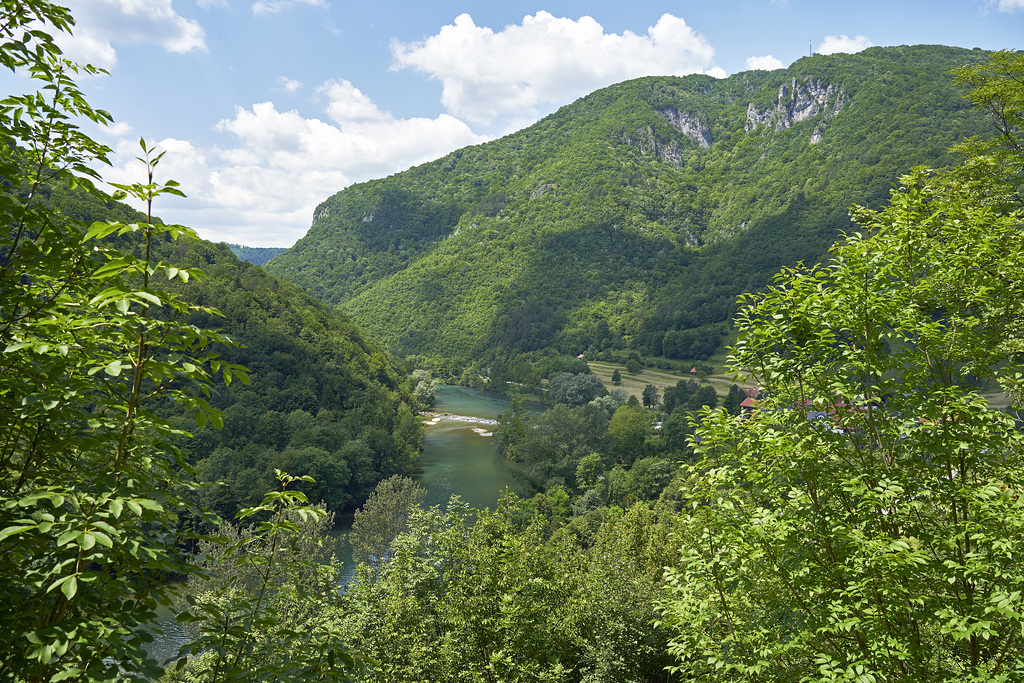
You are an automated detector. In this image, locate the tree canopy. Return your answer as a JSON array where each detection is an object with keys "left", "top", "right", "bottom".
[
  {"left": 658, "top": 51, "right": 1024, "bottom": 682},
  {"left": 0, "top": 4, "right": 381, "bottom": 680}
]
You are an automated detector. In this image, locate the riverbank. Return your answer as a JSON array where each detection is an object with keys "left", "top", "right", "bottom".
[
  {"left": 421, "top": 411, "right": 497, "bottom": 428},
  {"left": 421, "top": 411, "right": 498, "bottom": 436}
]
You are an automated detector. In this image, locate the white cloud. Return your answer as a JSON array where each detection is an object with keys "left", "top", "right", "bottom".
[
  {"left": 816, "top": 34, "right": 874, "bottom": 56},
  {"left": 103, "top": 82, "right": 487, "bottom": 247},
  {"left": 390, "top": 12, "right": 719, "bottom": 126},
  {"left": 278, "top": 77, "right": 303, "bottom": 93},
  {"left": 745, "top": 55, "right": 785, "bottom": 71},
  {"left": 58, "top": 0, "right": 206, "bottom": 69},
  {"left": 99, "top": 120, "right": 134, "bottom": 138},
  {"left": 196, "top": 0, "right": 227, "bottom": 8},
  {"left": 994, "top": 0, "right": 1024, "bottom": 10},
  {"left": 252, "top": 0, "right": 327, "bottom": 16}
]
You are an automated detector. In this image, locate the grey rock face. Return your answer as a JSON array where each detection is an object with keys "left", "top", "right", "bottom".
[
  {"left": 745, "top": 78, "right": 847, "bottom": 140},
  {"left": 658, "top": 108, "right": 713, "bottom": 148}
]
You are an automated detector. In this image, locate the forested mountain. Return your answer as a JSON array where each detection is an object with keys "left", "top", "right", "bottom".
[
  {"left": 224, "top": 243, "right": 287, "bottom": 266},
  {"left": 267, "top": 45, "right": 995, "bottom": 372},
  {"left": 27, "top": 183, "right": 422, "bottom": 519}
]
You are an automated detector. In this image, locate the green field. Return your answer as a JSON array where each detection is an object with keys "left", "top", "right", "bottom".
[{"left": 588, "top": 360, "right": 751, "bottom": 403}]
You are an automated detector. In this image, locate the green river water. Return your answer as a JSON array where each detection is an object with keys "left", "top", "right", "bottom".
[{"left": 418, "top": 384, "right": 525, "bottom": 509}]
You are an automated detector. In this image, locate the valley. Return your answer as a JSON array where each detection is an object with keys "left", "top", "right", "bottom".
[{"left": 3, "top": 5, "right": 1024, "bottom": 678}]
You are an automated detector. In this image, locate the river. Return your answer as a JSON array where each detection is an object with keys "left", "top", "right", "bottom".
[
  {"left": 147, "top": 384, "right": 533, "bottom": 663},
  {"left": 418, "top": 384, "right": 527, "bottom": 509}
]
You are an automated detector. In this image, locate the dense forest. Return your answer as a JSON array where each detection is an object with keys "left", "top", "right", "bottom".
[
  {"left": 228, "top": 50, "right": 1024, "bottom": 682},
  {"left": 223, "top": 243, "right": 286, "bottom": 267},
  {"left": 268, "top": 45, "right": 996, "bottom": 377},
  {"left": 24, "top": 182, "right": 423, "bottom": 522}
]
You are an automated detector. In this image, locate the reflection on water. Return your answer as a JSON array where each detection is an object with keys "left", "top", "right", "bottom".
[
  {"left": 419, "top": 419, "right": 518, "bottom": 510},
  {"left": 431, "top": 384, "right": 516, "bottom": 420},
  {"left": 421, "top": 384, "right": 543, "bottom": 509},
  {"left": 148, "top": 385, "right": 532, "bottom": 664}
]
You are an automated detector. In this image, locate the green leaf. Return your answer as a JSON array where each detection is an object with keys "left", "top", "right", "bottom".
[
  {"left": 135, "top": 290, "right": 162, "bottom": 306},
  {"left": 83, "top": 220, "right": 122, "bottom": 242},
  {"left": 0, "top": 524, "right": 37, "bottom": 542},
  {"left": 91, "top": 530, "right": 113, "bottom": 548},
  {"left": 60, "top": 575, "right": 77, "bottom": 600},
  {"left": 49, "top": 668, "right": 84, "bottom": 682}
]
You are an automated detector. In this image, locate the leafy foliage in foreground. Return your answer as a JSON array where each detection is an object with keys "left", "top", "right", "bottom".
[
  {"left": 339, "top": 494, "right": 680, "bottom": 682},
  {"left": 658, "top": 53, "right": 1024, "bottom": 682},
  {"left": 0, "top": 4, "right": 403, "bottom": 680},
  {"left": 167, "top": 472, "right": 363, "bottom": 683},
  {"left": 0, "top": 5, "right": 234, "bottom": 676},
  {"left": 268, "top": 45, "right": 994, "bottom": 368}
]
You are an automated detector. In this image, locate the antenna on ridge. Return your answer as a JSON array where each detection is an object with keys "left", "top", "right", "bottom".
[{"left": 809, "top": 40, "right": 812, "bottom": 57}]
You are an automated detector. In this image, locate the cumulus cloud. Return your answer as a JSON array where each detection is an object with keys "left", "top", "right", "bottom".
[
  {"left": 390, "top": 12, "right": 719, "bottom": 126},
  {"left": 104, "top": 81, "right": 487, "bottom": 247},
  {"left": 252, "top": 0, "right": 327, "bottom": 16},
  {"left": 816, "top": 34, "right": 874, "bottom": 56},
  {"left": 745, "top": 55, "right": 785, "bottom": 71},
  {"left": 98, "top": 120, "right": 134, "bottom": 138},
  {"left": 993, "top": 0, "right": 1024, "bottom": 10},
  {"left": 278, "top": 77, "right": 303, "bottom": 93},
  {"left": 57, "top": 0, "right": 205, "bottom": 70}
]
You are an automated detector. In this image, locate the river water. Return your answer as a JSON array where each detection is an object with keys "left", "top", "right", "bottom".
[
  {"left": 148, "top": 385, "right": 530, "bottom": 663},
  {"left": 418, "top": 384, "right": 525, "bottom": 509}
]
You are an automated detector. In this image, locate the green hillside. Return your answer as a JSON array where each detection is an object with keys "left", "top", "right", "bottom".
[
  {"left": 267, "top": 45, "right": 994, "bottom": 371},
  {"left": 26, "top": 182, "right": 423, "bottom": 519},
  {"left": 224, "top": 243, "right": 288, "bottom": 266}
]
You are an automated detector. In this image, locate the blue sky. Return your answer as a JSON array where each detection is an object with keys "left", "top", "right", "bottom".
[{"left": 31, "top": 0, "right": 1024, "bottom": 246}]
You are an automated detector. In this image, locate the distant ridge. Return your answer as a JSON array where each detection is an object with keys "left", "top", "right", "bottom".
[{"left": 225, "top": 243, "right": 287, "bottom": 266}]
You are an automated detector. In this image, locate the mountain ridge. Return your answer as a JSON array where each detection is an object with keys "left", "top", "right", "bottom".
[{"left": 267, "top": 45, "right": 995, "bottom": 372}]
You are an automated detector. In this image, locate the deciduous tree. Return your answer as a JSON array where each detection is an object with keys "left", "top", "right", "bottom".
[
  {"left": 659, "top": 159, "right": 1024, "bottom": 681},
  {"left": 349, "top": 475, "right": 426, "bottom": 567}
]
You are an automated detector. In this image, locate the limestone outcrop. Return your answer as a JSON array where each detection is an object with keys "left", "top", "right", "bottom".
[
  {"left": 745, "top": 78, "right": 847, "bottom": 140},
  {"left": 658, "top": 108, "right": 713, "bottom": 148}
]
